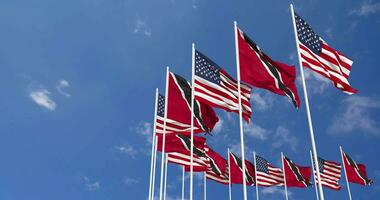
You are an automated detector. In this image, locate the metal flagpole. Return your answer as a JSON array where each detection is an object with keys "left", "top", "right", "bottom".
[
  {"left": 190, "top": 43, "right": 196, "bottom": 200},
  {"left": 164, "top": 154, "right": 168, "bottom": 200},
  {"left": 281, "top": 152, "right": 289, "bottom": 200},
  {"left": 159, "top": 67, "right": 170, "bottom": 200},
  {"left": 233, "top": 20, "right": 248, "bottom": 200},
  {"left": 152, "top": 135, "right": 159, "bottom": 200},
  {"left": 253, "top": 152, "right": 259, "bottom": 200},
  {"left": 228, "top": 148, "right": 232, "bottom": 200},
  {"left": 204, "top": 172, "right": 207, "bottom": 200},
  {"left": 148, "top": 89, "right": 159, "bottom": 200},
  {"left": 182, "top": 166, "right": 185, "bottom": 200},
  {"left": 340, "top": 146, "right": 353, "bottom": 200},
  {"left": 310, "top": 151, "right": 320, "bottom": 200},
  {"left": 289, "top": 4, "right": 325, "bottom": 200}
]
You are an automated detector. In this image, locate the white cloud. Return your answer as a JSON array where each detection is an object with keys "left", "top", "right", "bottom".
[
  {"left": 136, "top": 122, "right": 153, "bottom": 143},
  {"left": 115, "top": 144, "right": 137, "bottom": 158},
  {"left": 56, "top": 79, "right": 71, "bottom": 97},
  {"left": 301, "top": 68, "right": 330, "bottom": 94},
  {"left": 251, "top": 92, "right": 275, "bottom": 110},
  {"left": 272, "top": 126, "right": 298, "bottom": 152},
  {"left": 244, "top": 123, "right": 270, "bottom": 140},
  {"left": 261, "top": 186, "right": 292, "bottom": 197},
  {"left": 328, "top": 96, "right": 380, "bottom": 135},
  {"left": 29, "top": 89, "right": 57, "bottom": 111},
  {"left": 213, "top": 119, "right": 224, "bottom": 134},
  {"left": 349, "top": 1, "right": 380, "bottom": 16},
  {"left": 123, "top": 176, "right": 139, "bottom": 185},
  {"left": 324, "top": 28, "right": 333, "bottom": 40},
  {"left": 132, "top": 19, "right": 152, "bottom": 37},
  {"left": 83, "top": 176, "right": 100, "bottom": 191}
]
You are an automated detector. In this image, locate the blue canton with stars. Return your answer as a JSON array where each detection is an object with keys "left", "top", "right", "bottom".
[
  {"left": 157, "top": 94, "right": 165, "bottom": 117},
  {"left": 195, "top": 50, "right": 222, "bottom": 85},
  {"left": 295, "top": 12, "right": 322, "bottom": 55},
  {"left": 317, "top": 157, "right": 325, "bottom": 172},
  {"left": 256, "top": 156, "right": 269, "bottom": 173}
]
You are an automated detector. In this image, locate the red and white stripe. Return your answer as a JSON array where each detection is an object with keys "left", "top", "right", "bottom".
[
  {"left": 206, "top": 170, "right": 229, "bottom": 184},
  {"left": 298, "top": 40, "right": 357, "bottom": 94},
  {"left": 315, "top": 160, "right": 342, "bottom": 190},
  {"left": 195, "top": 70, "right": 252, "bottom": 122},
  {"left": 256, "top": 165, "right": 284, "bottom": 187},
  {"left": 167, "top": 152, "right": 209, "bottom": 171},
  {"left": 155, "top": 116, "right": 201, "bottom": 135}
]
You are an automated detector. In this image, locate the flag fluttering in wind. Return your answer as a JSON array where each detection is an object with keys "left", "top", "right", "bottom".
[
  {"left": 283, "top": 156, "right": 312, "bottom": 188},
  {"left": 293, "top": 12, "right": 357, "bottom": 94},
  {"left": 313, "top": 157, "right": 342, "bottom": 190},
  {"left": 255, "top": 155, "right": 284, "bottom": 186},
  {"left": 236, "top": 27, "right": 300, "bottom": 108},
  {"left": 204, "top": 147, "right": 229, "bottom": 184},
  {"left": 194, "top": 49, "right": 252, "bottom": 122},
  {"left": 156, "top": 72, "right": 219, "bottom": 135},
  {"left": 342, "top": 151, "right": 373, "bottom": 186},
  {"left": 229, "top": 152, "right": 255, "bottom": 186}
]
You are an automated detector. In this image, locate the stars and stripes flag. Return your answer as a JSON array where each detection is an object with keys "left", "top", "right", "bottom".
[
  {"left": 313, "top": 157, "right": 342, "bottom": 190},
  {"left": 255, "top": 155, "right": 284, "bottom": 186},
  {"left": 283, "top": 156, "right": 312, "bottom": 188},
  {"left": 194, "top": 50, "right": 252, "bottom": 122},
  {"left": 293, "top": 12, "right": 358, "bottom": 94},
  {"left": 237, "top": 27, "right": 301, "bottom": 108},
  {"left": 342, "top": 150, "right": 373, "bottom": 186},
  {"left": 155, "top": 72, "right": 219, "bottom": 135}
]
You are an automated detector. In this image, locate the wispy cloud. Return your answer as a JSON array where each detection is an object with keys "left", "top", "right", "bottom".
[
  {"left": 132, "top": 19, "right": 152, "bottom": 37},
  {"left": 261, "top": 186, "right": 292, "bottom": 197},
  {"left": 251, "top": 92, "right": 275, "bottom": 110},
  {"left": 324, "top": 28, "right": 333, "bottom": 40},
  {"left": 328, "top": 96, "right": 380, "bottom": 135},
  {"left": 272, "top": 126, "right": 298, "bottom": 152},
  {"left": 123, "top": 176, "right": 140, "bottom": 185},
  {"left": 213, "top": 118, "right": 224, "bottom": 134},
  {"left": 29, "top": 89, "right": 57, "bottom": 111},
  {"left": 136, "top": 121, "right": 153, "bottom": 143},
  {"left": 244, "top": 123, "right": 270, "bottom": 140},
  {"left": 349, "top": 1, "right": 380, "bottom": 16},
  {"left": 115, "top": 144, "right": 137, "bottom": 158},
  {"left": 301, "top": 68, "right": 330, "bottom": 94},
  {"left": 56, "top": 79, "right": 71, "bottom": 97},
  {"left": 83, "top": 176, "right": 100, "bottom": 191}
]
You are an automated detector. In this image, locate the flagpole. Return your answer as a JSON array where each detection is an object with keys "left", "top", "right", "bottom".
[
  {"left": 234, "top": 20, "right": 248, "bottom": 200},
  {"left": 152, "top": 135, "right": 159, "bottom": 200},
  {"left": 164, "top": 154, "right": 168, "bottom": 200},
  {"left": 182, "top": 166, "right": 185, "bottom": 200},
  {"left": 290, "top": 4, "right": 325, "bottom": 200},
  {"left": 204, "top": 172, "right": 207, "bottom": 200},
  {"left": 190, "top": 43, "right": 196, "bottom": 200},
  {"left": 253, "top": 151, "right": 259, "bottom": 200},
  {"left": 159, "top": 67, "right": 170, "bottom": 200},
  {"left": 228, "top": 148, "right": 232, "bottom": 200},
  {"left": 310, "top": 150, "right": 320, "bottom": 200},
  {"left": 281, "top": 152, "right": 289, "bottom": 200},
  {"left": 340, "top": 146, "right": 353, "bottom": 200},
  {"left": 148, "top": 89, "right": 159, "bottom": 200}
]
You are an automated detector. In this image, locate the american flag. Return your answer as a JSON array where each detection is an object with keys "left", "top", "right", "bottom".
[
  {"left": 155, "top": 93, "right": 200, "bottom": 134},
  {"left": 255, "top": 155, "right": 284, "bottom": 186},
  {"left": 194, "top": 50, "right": 252, "bottom": 122},
  {"left": 294, "top": 12, "right": 357, "bottom": 94},
  {"left": 313, "top": 157, "right": 342, "bottom": 190}
]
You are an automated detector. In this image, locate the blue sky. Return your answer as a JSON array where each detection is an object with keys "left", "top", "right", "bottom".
[{"left": 0, "top": 0, "right": 379, "bottom": 199}]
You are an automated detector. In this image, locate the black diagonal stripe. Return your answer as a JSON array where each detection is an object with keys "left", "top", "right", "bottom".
[
  {"left": 208, "top": 156, "right": 222, "bottom": 176},
  {"left": 231, "top": 153, "right": 255, "bottom": 184},
  {"left": 241, "top": 32, "right": 298, "bottom": 108},
  {"left": 176, "top": 134, "right": 206, "bottom": 158},
  {"left": 285, "top": 157, "right": 311, "bottom": 187},
  {"left": 344, "top": 152, "right": 373, "bottom": 185},
  {"left": 171, "top": 73, "right": 210, "bottom": 133}
]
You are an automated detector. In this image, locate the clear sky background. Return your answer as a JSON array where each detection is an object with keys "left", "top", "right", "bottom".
[{"left": 0, "top": 0, "right": 379, "bottom": 199}]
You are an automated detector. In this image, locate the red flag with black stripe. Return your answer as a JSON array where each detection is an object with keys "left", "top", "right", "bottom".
[
  {"left": 283, "top": 156, "right": 312, "bottom": 188},
  {"left": 342, "top": 150, "right": 373, "bottom": 186}
]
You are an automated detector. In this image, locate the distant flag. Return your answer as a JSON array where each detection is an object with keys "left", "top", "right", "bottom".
[
  {"left": 342, "top": 151, "right": 373, "bottom": 186},
  {"left": 156, "top": 72, "right": 219, "bottom": 135},
  {"left": 313, "top": 156, "right": 342, "bottom": 190},
  {"left": 229, "top": 152, "right": 255, "bottom": 186},
  {"left": 293, "top": 12, "right": 357, "bottom": 94},
  {"left": 236, "top": 27, "right": 301, "bottom": 108},
  {"left": 204, "top": 147, "right": 229, "bottom": 184},
  {"left": 283, "top": 156, "right": 312, "bottom": 188},
  {"left": 255, "top": 155, "right": 284, "bottom": 186},
  {"left": 194, "top": 50, "right": 252, "bottom": 122}
]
